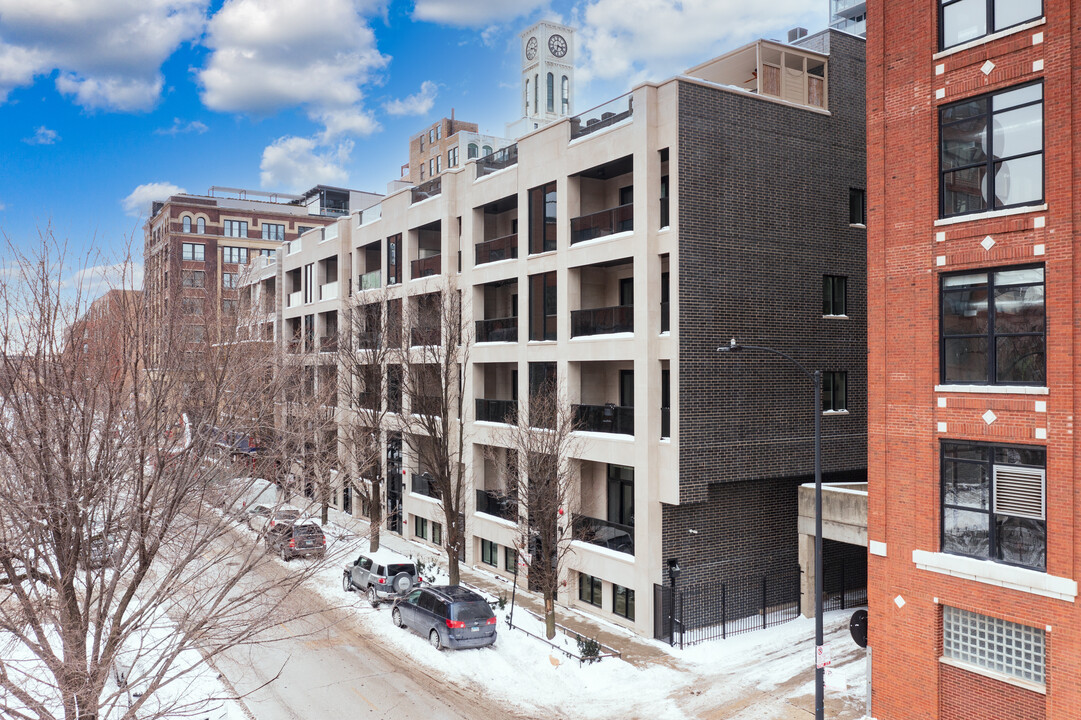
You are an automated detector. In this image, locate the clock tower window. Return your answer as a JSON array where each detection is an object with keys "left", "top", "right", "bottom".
[{"left": 546, "top": 72, "right": 554, "bottom": 113}]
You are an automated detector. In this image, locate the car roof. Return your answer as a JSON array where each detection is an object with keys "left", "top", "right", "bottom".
[
  {"left": 425, "top": 585, "right": 485, "bottom": 603},
  {"left": 360, "top": 548, "right": 418, "bottom": 568}
]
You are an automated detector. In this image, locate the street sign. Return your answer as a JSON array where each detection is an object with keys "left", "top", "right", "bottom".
[{"left": 816, "top": 644, "right": 831, "bottom": 669}]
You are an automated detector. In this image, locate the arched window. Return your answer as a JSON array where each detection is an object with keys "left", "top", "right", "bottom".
[
  {"left": 196, "top": 217, "right": 205, "bottom": 233},
  {"left": 562, "top": 76, "right": 569, "bottom": 115},
  {"left": 482, "top": 145, "right": 493, "bottom": 157},
  {"left": 534, "top": 74, "right": 539, "bottom": 115},
  {"left": 182, "top": 216, "right": 192, "bottom": 233},
  {"left": 546, "top": 72, "right": 554, "bottom": 112},
  {"left": 468, "top": 143, "right": 479, "bottom": 159},
  {"left": 525, "top": 79, "right": 530, "bottom": 114}
]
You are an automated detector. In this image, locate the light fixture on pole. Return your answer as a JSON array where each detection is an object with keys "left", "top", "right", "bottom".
[{"left": 717, "top": 339, "right": 824, "bottom": 720}]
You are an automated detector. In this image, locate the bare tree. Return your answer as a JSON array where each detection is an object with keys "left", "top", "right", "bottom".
[
  {"left": 489, "top": 377, "right": 582, "bottom": 639},
  {"left": 399, "top": 286, "right": 470, "bottom": 585},
  {"left": 0, "top": 237, "right": 332, "bottom": 720}
]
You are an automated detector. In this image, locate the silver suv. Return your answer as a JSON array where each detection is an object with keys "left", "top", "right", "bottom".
[{"left": 343, "top": 553, "right": 422, "bottom": 607}]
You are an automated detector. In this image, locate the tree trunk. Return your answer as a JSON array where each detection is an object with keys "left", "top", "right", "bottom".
[
  {"left": 370, "top": 477, "right": 382, "bottom": 551},
  {"left": 544, "top": 592, "right": 556, "bottom": 640},
  {"left": 321, "top": 500, "right": 329, "bottom": 526}
]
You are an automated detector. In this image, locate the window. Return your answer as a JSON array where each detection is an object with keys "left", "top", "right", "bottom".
[
  {"left": 941, "top": 441, "right": 1046, "bottom": 570},
  {"left": 534, "top": 73, "right": 539, "bottom": 114},
  {"left": 525, "top": 79, "right": 530, "bottom": 114},
  {"left": 940, "top": 83, "right": 1043, "bottom": 217},
  {"left": 436, "top": 124, "right": 441, "bottom": 140},
  {"left": 529, "top": 272, "right": 557, "bottom": 341},
  {"left": 504, "top": 547, "right": 517, "bottom": 572},
  {"left": 429, "top": 128, "right": 435, "bottom": 144},
  {"left": 222, "top": 246, "right": 249, "bottom": 264},
  {"left": 387, "top": 234, "right": 402, "bottom": 285},
  {"left": 822, "top": 371, "right": 847, "bottom": 412},
  {"left": 528, "top": 182, "right": 557, "bottom": 254},
  {"left": 448, "top": 147, "right": 458, "bottom": 167},
  {"left": 482, "top": 145, "right": 492, "bottom": 157},
  {"left": 607, "top": 465, "right": 634, "bottom": 527},
  {"left": 187, "top": 325, "right": 205, "bottom": 343},
  {"left": 222, "top": 272, "right": 238, "bottom": 289},
  {"left": 418, "top": 135, "right": 424, "bottom": 151},
  {"left": 182, "top": 270, "right": 205, "bottom": 288},
  {"left": 943, "top": 605, "right": 1045, "bottom": 685},
  {"left": 260, "top": 248, "right": 274, "bottom": 257},
  {"left": 181, "top": 298, "right": 202, "bottom": 315},
  {"left": 546, "top": 72, "right": 554, "bottom": 112},
  {"left": 304, "top": 263, "right": 314, "bottom": 304},
  {"left": 182, "top": 243, "right": 205, "bottom": 262},
  {"left": 578, "top": 573, "right": 602, "bottom": 607},
  {"left": 222, "top": 299, "right": 238, "bottom": 315},
  {"left": 468, "top": 143, "right": 478, "bottom": 159},
  {"left": 223, "top": 220, "right": 248, "bottom": 238},
  {"left": 613, "top": 585, "right": 635, "bottom": 621},
  {"left": 436, "top": 155, "right": 442, "bottom": 173},
  {"left": 561, "top": 75, "right": 569, "bottom": 115},
  {"left": 414, "top": 515, "right": 428, "bottom": 540},
  {"left": 823, "top": 275, "right": 847, "bottom": 316},
  {"left": 182, "top": 216, "right": 192, "bottom": 233},
  {"left": 939, "top": 0, "right": 1042, "bottom": 50},
  {"left": 262, "top": 223, "right": 285, "bottom": 241},
  {"left": 849, "top": 188, "right": 866, "bottom": 225},
  {"left": 429, "top": 159, "right": 435, "bottom": 177},
  {"left": 196, "top": 217, "right": 205, "bottom": 234},
  {"left": 940, "top": 266, "right": 1044, "bottom": 385},
  {"left": 297, "top": 225, "right": 314, "bottom": 235},
  {"left": 432, "top": 522, "right": 442, "bottom": 546},
  {"left": 481, "top": 539, "right": 498, "bottom": 566}
]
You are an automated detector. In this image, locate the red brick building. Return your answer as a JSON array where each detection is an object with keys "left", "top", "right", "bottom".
[{"left": 867, "top": 1, "right": 1077, "bottom": 717}]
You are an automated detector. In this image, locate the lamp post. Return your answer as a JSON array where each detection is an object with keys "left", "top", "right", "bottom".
[{"left": 716, "top": 338, "right": 824, "bottom": 720}]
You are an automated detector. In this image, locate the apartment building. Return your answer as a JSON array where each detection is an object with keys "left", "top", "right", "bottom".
[
  {"left": 829, "top": 0, "right": 867, "bottom": 36},
  {"left": 867, "top": 1, "right": 1076, "bottom": 717},
  {"left": 260, "top": 28, "right": 868, "bottom": 637},
  {"left": 405, "top": 114, "right": 513, "bottom": 185},
  {"left": 63, "top": 289, "right": 142, "bottom": 394}
]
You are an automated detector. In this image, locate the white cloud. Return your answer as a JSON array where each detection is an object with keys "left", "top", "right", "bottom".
[
  {"left": 122, "top": 182, "right": 186, "bottom": 217},
  {"left": 575, "top": 0, "right": 821, "bottom": 85},
  {"left": 0, "top": 200, "right": 6, "bottom": 211},
  {"left": 260, "top": 136, "right": 351, "bottom": 194},
  {"left": 411, "top": 0, "right": 547, "bottom": 26},
  {"left": 22, "top": 126, "right": 58, "bottom": 145},
  {"left": 383, "top": 81, "right": 437, "bottom": 117},
  {"left": 155, "top": 118, "right": 210, "bottom": 135},
  {"left": 0, "top": 0, "right": 207, "bottom": 111},
  {"left": 199, "top": 0, "right": 387, "bottom": 139}
]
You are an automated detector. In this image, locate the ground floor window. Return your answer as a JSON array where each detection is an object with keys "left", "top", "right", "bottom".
[
  {"left": 943, "top": 605, "right": 1044, "bottom": 685},
  {"left": 414, "top": 515, "right": 427, "bottom": 540},
  {"left": 432, "top": 521, "right": 442, "bottom": 547},
  {"left": 613, "top": 584, "right": 635, "bottom": 621},
  {"left": 481, "top": 538, "right": 498, "bottom": 566},
  {"left": 504, "top": 547, "right": 517, "bottom": 572},
  {"left": 578, "top": 573, "right": 602, "bottom": 607}
]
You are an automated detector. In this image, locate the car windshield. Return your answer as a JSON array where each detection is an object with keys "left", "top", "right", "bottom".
[
  {"left": 385, "top": 563, "right": 415, "bottom": 576},
  {"left": 451, "top": 601, "right": 493, "bottom": 622}
]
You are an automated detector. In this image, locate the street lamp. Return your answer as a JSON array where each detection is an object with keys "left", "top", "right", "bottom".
[{"left": 717, "top": 338, "right": 824, "bottom": 720}]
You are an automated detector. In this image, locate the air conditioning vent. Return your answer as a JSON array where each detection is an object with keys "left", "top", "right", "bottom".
[{"left": 993, "top": 465, "right": 1045, "bottom": 520}]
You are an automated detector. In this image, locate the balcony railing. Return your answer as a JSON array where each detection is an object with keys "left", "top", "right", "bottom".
[
  {"left": 287, "top": 290, "right": 303, "bottom": 308},
  {"left": 475, "top": 398, "right": 517, "bottom": 424},
  {"left": 412, "top": 395, "right": 441, "bottom": 417},
  {"left": 571, "top": 305, "right": 634, "bottom": 337},
  {"left": 319, "top": 335, "right": 338, "bottom": 352},
  {"left": 571, "top": 203, "right": 634, "bottom": 244},
  {"left": 356, "top": 331, "right": 380, "bottom": 349},
  {"left": 411, "top": 473, "right": 439, "bottom": 499},
  {"left": 357, "top": 204, "right": 381, "bottom": 225},
  {"left": 411, "top": 255, "right": 441, "bottom": 279},
  {"left": 411, "top": 326, "right": 440, "bottom": 346},
  {"left": 356, "top": 391, "right": 378, "bottom": 410},
  {"left": 411, "top": 176, "right": 442, "bottom": 203},
  {"left": 288, "top": 339, "right": 302, "bottom": 354},
  {"left": 476, "top": 489, "right": 517, "bottom": 522},
  {"left": 475, "top": 317, "right": 518, "bottom": 343},
  {"left": 569, "top": 93, "right": 633, "bottom": 140},
  {"left": 360, "top": 270, "right": 380, "bottom": 290},
  {"left": 475, "top": 233, "right": 518, "bottom": 265},
  {"left": 572, "top": 515, "right": 634, "bottom": 555},
  {"left": 573, "top": 403, "right": 634, "bottom": 435},
  {"left": 319, "top": 281, "right": 338, "bottom": 301},
  {"left": 476, "top": 143, "right": 519, "bottom": 178},
  {"left": 660, "top": 302, "right": 670, "bottom": 333}
]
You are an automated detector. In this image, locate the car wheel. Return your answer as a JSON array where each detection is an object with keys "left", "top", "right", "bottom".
[
  {"left": 343, "top": 574, "right": 352, "bottom": 593},
  {"left": 392, "top": 607, "right": 404, "bottom": 628},
  {"left": 429, "top": 629, "right": 443, "bottom": 651},
  {"left": 279, "top": 547, "right": 289, "bottom": 562},
  {"left": 367, "top": 585, "right": 380, "bottom": 608}
]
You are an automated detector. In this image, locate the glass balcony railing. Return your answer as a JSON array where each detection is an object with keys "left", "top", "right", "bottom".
[
  {"left": 573, "top": 403, "right": 634, "bottom": 435},
  {"left": 572, "top": 515, "right": 634, "bottom": 555},
  {"left": 476, "top": 489, "right": 517, "bottom": 522},
  {"left": 571, "top": 203, "right": 634, "bottom": 244},
  {"left": 569, "top": 93, "right": 633, "bottom": 139},
  {"left": 475, "top": 233, "right": 518, "bottom": 265},
  {"left": 475, "top": 398, "right": 517, "bottom": 424},
  {"left": 476, "top": 144, "right": 518, "bottom": 178},
  {"left": 570, "top": 305, "right": 634, "bottom": 337},
  {"left": 411, "top": 326, "right": 439, "bottom": 346},
  {"left": 411, "top": 473, "right": 439, "bottom": 499},
  {"left": 411, "top": 176, "right": 442, "bottom": 203},
  {"left": 411, "top": 255, "right": 441, "bottom": 279},
  {"left": 360, "top": 270, "right": 380, "bottom": 290},
  {"left": 476, "top": 317, "right": 518, "bottom": 343}
]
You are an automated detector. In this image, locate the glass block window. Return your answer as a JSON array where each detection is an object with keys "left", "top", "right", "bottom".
[{"left": 943, "top": 605, "right": 1045, "bottom": 685}]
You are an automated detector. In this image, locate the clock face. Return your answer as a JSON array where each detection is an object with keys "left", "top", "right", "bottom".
[
  {"left": 548, "top": 34, "right": 567, "bottom": 58},
  {"left": 525, "top": 37, "right": 538, "bottom": 61}
]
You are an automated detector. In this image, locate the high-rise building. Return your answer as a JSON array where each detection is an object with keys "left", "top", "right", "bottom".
[
  {"left": 867, "top": 0, "right": 1073, "bottom": 716},
  {"left": 829, "top": 0, "right": 866, "bottom": 36},
  {"left": 405, "top": 114, "right": 513, "bottom": 184}
]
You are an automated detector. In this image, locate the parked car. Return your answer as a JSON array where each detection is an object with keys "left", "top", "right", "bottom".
[
  {"left": 343, "top": 551, "right": 422, "bottom": 607},
  {"left": 247, "top": 504, "right": 301, "bottom": 533},
  {"left": 265, "top": 522, "right": 325, "bottom": 561},
  {"left": 391, "top": 585, "right": 497, "bottom": 650},
  {"left": 80, "top": 533, "right": 118, "bottom": 569}
]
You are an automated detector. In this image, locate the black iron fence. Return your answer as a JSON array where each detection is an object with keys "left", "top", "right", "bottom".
[
  {"left": 476, "top": 143, "right": 518, "bottom": 177},
  {"left": 573, "top": 403, "right": 634, "bottom": 435},
  {"left": 475, "top": 317, "right": 518, "bottom": 343},
  {"left": 475, "top": 397, "right": 517, "bottom": 424},
  {"left": 570, "top": 305, "right": 634, "bottom": 337}
]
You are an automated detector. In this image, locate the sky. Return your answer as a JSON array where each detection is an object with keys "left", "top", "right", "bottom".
[{"left": 0, "top": 0, "right": 825, "bottom": 288}]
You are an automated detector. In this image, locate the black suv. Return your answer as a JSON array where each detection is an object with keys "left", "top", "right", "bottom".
[
  {"left": 391, "top": 585, "right": 497, "bottom": 650},
  {"left": 265, "top": 523, "right": 325, "bottom": 561}
]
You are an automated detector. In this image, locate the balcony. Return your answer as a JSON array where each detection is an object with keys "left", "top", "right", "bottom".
[
  {"left": 571, "top": 203, "right": 633, "bottom": 244},
  {"left": 476, "top": 489, "right": 517, "bottom": 522},
  {"left": 475, "top": 317, "right": 518, "bottom": 343},
  {"left": 476, "top": 143, "right": 518, "bottom": 178},
  {"left": 319, "top": 335, "right": 338, "bottom": 353},
  {"left": 411, "top": 255, "right": 441, "bottom": 279},
  {"left": 356, "top": 391, "right": 378, "bottom": 410},
  {"left": 356, "top": 331, "right": 380, "bottom": 349},
  {"left": 569, "top": 93, "right": 633, "bottom": 140},
  {"left": 288, "top": 339, "right": 302, "bottom": 354},
  {"left": 571, "top": 306, "right": 633, "bottom": 337},
  {"left": 319, "top": 281, "right": 338, "bottom": 301},
  {"left": 287, "top": 290, "right": 303, "bottom": 308},
  {"left": 475, "top": 398, "right": 517, "bottom": 424},
  {"left": 411, "top": 176, "right": 442, "bottom": 203},
  {"left": 573, "top": 403, "right": 634, "bottom": 436},
  {"left": 412, "top": 395, "right": 441, "bottom": 417},
  {"left": 572, "top": 515, "right": 634, "bottom": 556},
  {"left": 360, "top": 270, "right": 380, "bottom": 290},
  {"left": 411, "top": 473, "right": 439, "bottom": 499},
  {"left": 475, "top": 233, "right": 518, "bottom": 266},
  {"left": 411, "top": 326, "right": 440, "bottom": 347}
]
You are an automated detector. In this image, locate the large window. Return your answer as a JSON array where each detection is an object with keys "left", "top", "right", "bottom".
[
  {"left": 607, "top": 465, "right": 634, "bottom": 527},
  {"left": 222, "top": 246, "right": 248, "bottom": 264},
  {"left": 546, "top": 72, "right": 554, "bottom": 113},
  {"left": 849, "top": 188, "right": 866, "bottom": 225},
  {"left": 613, "top": 585, "right": 635, "bottom": 621},
  {"left": 387, "top": 234, "right": 402, "bottom": 285},
  {"left": 939, "top": 0, "right": 1042, "bottom": 50},
  {"left": 182, "top": 216, "right": 192, "bottom": 233},
  {"left": 943, "top": 605, "right": 1044, "bottom": 685},
  {"left": 196, "top": 217, "right": 205, "bottom": 233},
  {"left": 481, "top": 539, "right": 498, "bottom": 566},
  {"left": 940, "top": 266, "right": 1044, "bottom": 385},
  {"left": 528, "top": 182, "right": 557, "bottom": 253},
  {"left": 262, "top": 223, "right": 285, "bottom": 241},
  {"left": 182, "top": 242, "right": 205, "bottom": 261},
  {"left": 941, "top": 441, "right": 1046, "bottom": 570},
  {"left": 223, "top": 220, "right": 248, "bottom": 238},
  {"left": 528, "top": 271, "right": 557, "bottom": 341},
  {"left": 823, "top": 275, "right": 847, "bottom": 316},
  {"left": 561, "top": 75, "right": 569, "bottom": 115},
  {"left": 578, "top": 573, "right": 602, "bottom": 607},
  {"left": 822, "top": 371, "right": 847, "bottom": 412},
  {"left": 940, "top": 83, "right": 1043, "bottom": 217},
  {"left": 222, "top": 272, "right": 238, "bottom": 289},
  {"left": 182, "top": 270, "right": 205, "bottom": 288},
  {"left": 504, "top": 547, "right": 517, "bottom": 572},
  {"left": 414, "top": 515, "right": 428, "bottom": 540}
]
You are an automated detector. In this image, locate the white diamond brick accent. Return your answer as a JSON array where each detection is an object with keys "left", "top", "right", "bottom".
[
  {"left": 981, "top": 60, "right": 996, "bottom": 75},
  {"left": 895, "top": 595, "right": 906, "bottom": 608},
  {"left": 981, "top": 235, "right": 996, "bottom": 250},
  {"left": 1033, "top": 32, "right": 1044, "bottom": 45},
  {"left": 1034, "top": 244, "right": 1045, "bottom": 256},
  {"left": 936, "top": 231, "right": 946, "bottom": 242},
  {"left": 938, "top": 421, "right": 948, "bottom": 432},
  {"left": 1035, "top": 428, "right": 1047, "bottom": 440},
  {"left": 1033, "top": 59, "right": 1044, "bottom": 72},
  {"left": 1034, "top": 216, "right": 1046, "bottom": 228},
  {"left": 936, "top": 88, "right": 946, "bottom": 99},
  {"left": 938, "top": 397, "right": 948, "bottom": 408},
  {"left": 937, "top": 255, "right": 946, "bottom": 266},
  {"left": 936, "top": 63, "right": 945, "bottom": 75},
  {"left": 983, "top": 410, "right": 998, "bottom": 425},
  {"left": 1035, "top": 401, "right": 1047, "bottom": 413}
]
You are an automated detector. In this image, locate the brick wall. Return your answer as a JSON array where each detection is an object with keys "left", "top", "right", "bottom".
[{"left": 940, "top": 663, "right": 1046, "bottom": 720}]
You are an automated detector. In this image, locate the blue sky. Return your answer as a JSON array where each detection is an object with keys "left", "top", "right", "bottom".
[{"left": 0, "top": 0, "right": 824, "bottom": 285}]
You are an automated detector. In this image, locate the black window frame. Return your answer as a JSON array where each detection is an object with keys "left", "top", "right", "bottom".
[
  {"left": 181, "top": 242, "right": 205, "bottom": 262},
  {"left": 480, "top": 538, "right": 498, "bottom": 566},
  {"left": 940, "top": 440, "right": 1046, "bottom": 571},
  {"left": 848, "top": 188, "right": 866, "bottom": 225},
  {"left": 613, "top": 584, "right": 635, "bottom": 621},
  {"left": 528, "top": 182, "right": 557, "bottom": 254},
  {"left": 578, "top": 573, "right": 602, "bottom": 607},
  {"left": 939, "top": 81, "right": 1044, "bottom": 219},
  {"left": 822, "top": 371, "right": 847, "bottom": 412},
  {"left": 823, "top": 275, "right": 847, "bottom": 316},
  {"left": 939, "top": 264, "right": 1045, "bottom": 386},
  {"left": 939, "top": 0, "right": 1043, "bottom": 51},
  {"left": 504, "top": 547, "right": 517, "bottom": 572},
  {"left": 414, "top": 515, "right": 427, "bottom": 540}
]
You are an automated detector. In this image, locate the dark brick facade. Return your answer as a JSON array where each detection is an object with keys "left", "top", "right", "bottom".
[{"left": 665, "top": 30, "right": 867, "bottom": 589}]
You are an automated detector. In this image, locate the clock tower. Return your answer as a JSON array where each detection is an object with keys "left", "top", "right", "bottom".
[{"left": 511, "top": 21, "right": 575, "bottom": 135}]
